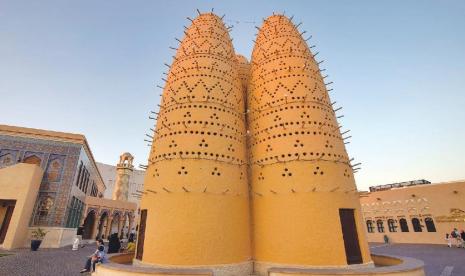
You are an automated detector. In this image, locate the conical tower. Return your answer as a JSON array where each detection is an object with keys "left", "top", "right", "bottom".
[
  {"left": 248, "top": 15, "right": 371, "bottom": 273},
  {"left": 138, "top": 13, "right": 252, "bottom": 274}
]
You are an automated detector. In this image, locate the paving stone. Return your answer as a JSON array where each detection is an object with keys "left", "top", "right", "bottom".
[
  {"left": 370, "top": 243, "right": 465, "bottom": 276},
  {"left": 0, "top": 244, "right": 96, "bottom": 276},
  {"left": 1, "top": 243, "right": 464, "bottom": 276}
]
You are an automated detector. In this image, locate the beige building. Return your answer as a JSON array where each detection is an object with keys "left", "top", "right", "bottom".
[
  {"left": 360, "top": 180, "right": 465, "bottom": 244},
  {"left": 0, "top": 163, "right": 43, "bottom": 249},
  {"left": 0, "top": 125, "right": 137, "bottom": 249}
]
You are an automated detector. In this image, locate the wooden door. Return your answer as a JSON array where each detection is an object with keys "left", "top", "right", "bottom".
[
  {"left": 339, "top": 209, "right": 363, "bottom": 265},
  {"left": 136, "top": 209, "right": 147, "bottom": 260},
  {"left": 0, "top": 205, "right": 15, "bottom": 244}
]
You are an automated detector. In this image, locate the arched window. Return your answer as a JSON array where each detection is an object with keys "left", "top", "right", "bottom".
[
  {"left": 366, "top": 220, "right": 374, "bottom": 233},
  {"left": 376, "top": 220, "right": 385, "bottom": 233},
  {"left": 1, "top": 154, "right": 13, "bottom": 166},
  {"left": 33, "top": 196, "right": 54, "bottom": 225},
  {"left": 399, "top": 218, "right": 409, "bottom": 232},
  {"left": 412, "top": 218, "right": 422, "bottom": 232},
  {"left": 23, "top": 155, "right": 42, "bottom": 166},
  {"left": 425, "top": 217, "right": 436, "bottom": 232},
  {"left": 46, "top": 158, "right": 63, "bottom": 182},
  {"left": 388, "top": 219, "right": 397, "bottom": 232}
]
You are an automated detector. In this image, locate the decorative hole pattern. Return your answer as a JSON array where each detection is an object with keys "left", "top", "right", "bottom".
[
  {"left": 177, "top": 166, "right": 188, "bottom": 175},
  {"left": 169, "top": 140, "right": 178, "bottom": 148},
  {"left": 211, "top": 167, "right": 221, "bottom": 176},
  {"left": 313, "top": 166, "right": 324, "bottom": 176},
  {"left": 281, "top": 168, "right": 292, "bottom": 177},
  {"left": 199, "top": 139, "right": 209, "bottom": 148},
  {"left": 248, "top": 15, "right": 354, "bottom": 192},
  {"left": 147, "top": 13, "right": 248, "bottom": 194}
]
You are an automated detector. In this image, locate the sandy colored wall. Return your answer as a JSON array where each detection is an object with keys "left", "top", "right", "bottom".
[
  {"left": 139, "top": 12, "right": 251, "bottom": 269},
  {"left": 267, "top": 255, "right": 424, "bottom": 276},
  {"left": 0, "top": 163, "right": 43, "bottom": 249},
  {"left": 0, "top": 206, "right": 7, "bottom": 226},
  {"left": 361, "top": 181, "right": 465, "bottom": 244},
  {"left": 248, "top": 15, "right": 371, "bottom": 270},
  {"left": 25, "top": 227, "right": 77, "bottom": 248},
  {"left": 95, "top": 266, "right": 211, "bottom": 276},
  {"left": 269, "top": 271, "right": 424, "bottom": 276}
]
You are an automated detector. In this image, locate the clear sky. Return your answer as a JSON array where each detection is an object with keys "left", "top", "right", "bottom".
[{"left": 1, "top": 0, "right": 464, "bottom": 190}]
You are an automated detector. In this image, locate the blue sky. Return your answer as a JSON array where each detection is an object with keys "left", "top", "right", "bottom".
[{"left": 1, "top": 0, "right": 464, "bottom": 190}]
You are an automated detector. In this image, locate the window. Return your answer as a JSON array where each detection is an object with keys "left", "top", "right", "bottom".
[
  {"left": 376, "top": 220, "right": 385, "bottom": 233},
  {"left": 366, "top": 220, "right": 374, "bottom": 233},
  {"left": 399, "top": 218, "right": 409, "bottom": 232},
  {"left": 90, "top": 182, "right": 98, "bottom": 197},
  {"left": 388, "top": 219, "right": 397, "bottom": 232},
  {"left": 76, "top": 162, "right": 83, "bottom": 187},
  {"left": 75, "top": 162, "right": 91, "bottom": 194},
  {"left": 80, "top": 170, "right": 88, "bottom": 191},
  {"left": 66, "top": 196, "right": 84, "bottom": 228},
  {"left": 83, "top": 172, "right": 90, "bottom": 194},
  {"left": 412, "top": 218, "right": 422, "bottom": 232},
  {"left": 23, "top": 155, "right": 42, "bottom": 166},
  {"left": 46, "top": 159, "right": 62, "bottom": 181},
  {"left": 33, "top": 196, "right": 54, "bottom": 225},
  {"left": 425, "top": 217, "right": 436, "bottom": 232},
  {"left": 2, "top": 155, "right": 12, "bottom": 165}
]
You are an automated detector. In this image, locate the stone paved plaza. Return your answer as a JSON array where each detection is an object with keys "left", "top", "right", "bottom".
[
  {"left": 0, "top": 243, "right": 464, "bottom": 275},
  {"left": 370, "top": 243, "right": 465, "bottom": 276},
  {"left": 0, "top": 244, "right": 96, "bottom": 276}
]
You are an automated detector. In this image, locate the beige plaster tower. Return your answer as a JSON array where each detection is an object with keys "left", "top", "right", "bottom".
[
  {"left": 112, "top": 152, "right": 134, "bottom": 201},
  {"left": 138, "top": 12, "right": 252, "bottom": 275},
  {"left": 248, "top": 15, "right": 372, "bottom": 273}
]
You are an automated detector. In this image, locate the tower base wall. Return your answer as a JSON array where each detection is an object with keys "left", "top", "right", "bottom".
[
  {"left": 133, "top": 259, "right": 253, "bottom": 276},
  {"left": 253, "top": 261, "right": 375, "bottom": 276},
  {"left": 139, "top": 192, "right": 251, "bottom": 266},
  {"left": 95, "top": 254, "right": 424, "bottom": 276},
  {"left": 253, "top": 191, "right": 371, "bottom": 266}
]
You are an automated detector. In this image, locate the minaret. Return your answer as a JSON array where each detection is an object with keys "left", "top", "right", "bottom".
[
  {"left": 112, "top": 152, "right": 134, "bottom": 201},
  {"left": 248, "top": 15, "right": 372, "bottom": 273},
  {"left": 138, "top": 12, "right": 252, "bottom": 274}
]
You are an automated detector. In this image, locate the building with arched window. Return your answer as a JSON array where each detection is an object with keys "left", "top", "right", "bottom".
[
  {"left": 411, "top": 218, "right": 422, "bottom": 232},
  {"left": 399, "top": 218, "right": 409, "bottom": 232},
  {"left": 366, "top": 220, "right": 374, "bottom": 233},
  {"left": 361, "top": 179, "right": 464, "bottom": 244},
  {"left": 376, "top": 220, "right": 384, "bottom": 233},
  {"left": 387, "top": 219, "right": 397, "bottom": 232},
  {"left": 425, "top": 217, "right": 436, "bottom": 232},
  {"left": 0, "top": 125, "right": 136, "bottom": 249}
]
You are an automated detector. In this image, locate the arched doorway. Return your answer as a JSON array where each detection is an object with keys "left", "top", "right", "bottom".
[
  {"left": 97, "top": 211, "right": 108, "bottom": 239},
  {"left": 110, "top": 213, "right": 120, "bottom": 235},
  {"left": 82, "top": 210, "right": 96, "bottom": 240},
  {"left": 119, "top": 212, "right": 129, "bottom": 239}
]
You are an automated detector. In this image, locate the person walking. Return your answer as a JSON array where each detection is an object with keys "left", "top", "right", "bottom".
[
  {"left": 451, "top": 228, "right": 461, "bottom": 248},
  {"left": 460, "top": 230, "right": 465, "bottom": 249},
  {"left": 446, "top": 233, "right": 452, "bottom": 248}
]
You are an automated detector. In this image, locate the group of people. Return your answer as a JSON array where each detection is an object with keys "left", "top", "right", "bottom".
[
  {"left": 79, "top": 234, "right": 137, "bottom": 273},
  {"left": 446, "top": 228, "right": 465, "bottom": 248}
]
